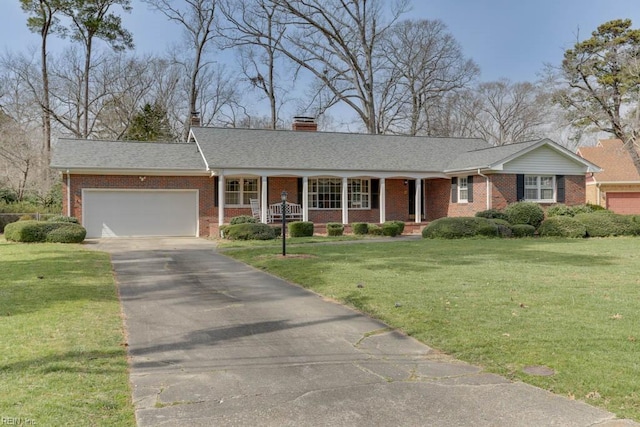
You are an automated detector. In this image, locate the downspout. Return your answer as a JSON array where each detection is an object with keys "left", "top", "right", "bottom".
[
  {"left": 596, "top": 182, "right": 602, "bottom": 207},
  {"left": 477, "top": 169, "right": 490, "bottom": 210},
  {"left": 66, "top": 170, "right": 71, "bottom": 217}
]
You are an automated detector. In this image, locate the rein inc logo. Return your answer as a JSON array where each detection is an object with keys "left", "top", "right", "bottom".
[{"left": 1, "top": 418, "right": 36, "bottom": 425}]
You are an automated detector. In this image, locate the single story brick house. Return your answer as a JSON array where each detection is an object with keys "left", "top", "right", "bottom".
[
  {"left": 50, "top": 119, "right": 600, "bottom": 238},
  {"left": 577, "top": 139, "right": 640, "bottom": 214}
]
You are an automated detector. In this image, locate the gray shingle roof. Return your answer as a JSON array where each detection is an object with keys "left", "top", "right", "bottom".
[
  {"left": 190, "top": 127, "right": 491, "bottom": 173},
  {"left": 444, "top": 139, "right": 545, "bottom": 172},
  {"left": 51, "top": 138, "right": 205, "bottom": 171}
]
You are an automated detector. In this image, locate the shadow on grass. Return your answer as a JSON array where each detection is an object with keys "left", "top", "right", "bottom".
[{"left": 0, "top": 348, "right": 126, "bottom": 375}]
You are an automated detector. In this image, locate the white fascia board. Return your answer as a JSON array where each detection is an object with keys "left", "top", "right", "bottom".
[
  {"left": 53, "top": 168, "right": 210, "bottom": 176},
  {"left": 214, "top": 168, "right": 446, "bottom": 179},
  {"left": 189, "top": 132, "right": 211, "bottom": 171}
]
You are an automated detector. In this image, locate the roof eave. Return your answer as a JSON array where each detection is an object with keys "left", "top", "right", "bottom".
[{"left": 52, "top": 167, "right": 209, "bottom": 176}]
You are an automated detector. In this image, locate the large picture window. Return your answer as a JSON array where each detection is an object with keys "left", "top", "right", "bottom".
[
  {"left": 524, "top": 175, "right": 554, "bottom": 201},
  {"left": 308, "top": 178, "right": 371, "bottom": 209},
  {"left": 225, "top": 177, "right": 259, "bottom": 206}
]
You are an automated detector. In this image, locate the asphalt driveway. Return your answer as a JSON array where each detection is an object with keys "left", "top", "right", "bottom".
[{"left": 91, "top": 238, "right": 637, "bottom": 426}]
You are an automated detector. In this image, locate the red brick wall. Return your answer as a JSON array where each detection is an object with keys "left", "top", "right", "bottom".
[
  {"left": 425, "top": 179, "right": 450, "bottom": 220},
  {"left": 385, "top": 179, "right": 410, "bottom": 221},
  {"left": 565, "top": 175, "right": 586, "bottom": 205},
  {"left": 490, "top": 174, "right": 517, "bottom": 210},
  {"left": 65, "top": 174, "right": 215, "bottom": 237}
]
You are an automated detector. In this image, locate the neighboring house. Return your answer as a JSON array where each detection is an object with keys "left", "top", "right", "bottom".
[
  {"left": 578, "top": 139, "right": 640, "bottom": 214},
  {"left": 50, "top": 118, "right": 600, "bottom": 238}
]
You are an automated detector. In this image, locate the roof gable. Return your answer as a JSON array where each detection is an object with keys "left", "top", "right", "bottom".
[{"left": 578, "top": 139, "right": 640, "bottom": 182}]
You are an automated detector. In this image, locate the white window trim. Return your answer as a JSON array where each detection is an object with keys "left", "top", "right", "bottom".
[
  {"left": 458, "top": 176, "right": 469, "bottom": 203},
  {"left": 225, "top": 177, "right": 260, "bottom": 207},
  {"left": 308, "top": 177, "right": 371, "bottom": 210},
  {"left": 348, "top": 178, "right": 370, "bottom": 210},
  {"left": 524, "top": 175, "right": 556, "bottom": 202}
]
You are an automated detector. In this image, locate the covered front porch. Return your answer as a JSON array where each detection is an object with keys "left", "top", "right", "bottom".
[{"left": 213, "top": 173, "right": 442, "bottom": 228}]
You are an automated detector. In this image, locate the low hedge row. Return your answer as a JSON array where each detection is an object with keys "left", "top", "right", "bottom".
[{"left": 4, "top": 220, "right": 86, "bottom": 243}]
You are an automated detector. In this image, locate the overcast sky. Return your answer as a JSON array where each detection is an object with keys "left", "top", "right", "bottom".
[{"left": 1, "top": 0, "right": 639, "bottom": 83}]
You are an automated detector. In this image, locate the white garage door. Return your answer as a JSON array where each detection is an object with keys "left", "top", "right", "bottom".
[{"left": 83, "top": 190, "right": 198, "bottom": 238}]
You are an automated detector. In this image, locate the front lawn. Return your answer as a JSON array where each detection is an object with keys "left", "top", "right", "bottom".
[
  {"left": 0, "top": 240, "right": 135, "bottom": 426},
  {"left": 223, "top": 237, "right": 640, "bottom": 421}
]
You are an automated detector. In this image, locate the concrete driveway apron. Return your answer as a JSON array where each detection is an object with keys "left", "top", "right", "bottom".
[{"left": 92, "top": 238, "right": 637, "bottom": 427}]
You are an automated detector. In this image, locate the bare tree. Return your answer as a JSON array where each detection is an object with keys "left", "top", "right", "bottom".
[
  {"left": 59, "top": 0, "right": 134, "bottom": 138},
  {"left": 143, "top": 0, "right": 219, "bottom": 140},
  {"left": 20, "top": 0, "right": 65, "bottom": 153},
  {"left": 463, "top": 79, "right": 549, "bottom": 145},
  {"left": 380, "top": 19, "right": 479, "bottom": 135},
  {"left": 219, "top": 0, "right": 293, "bottom": 129},
  {"left": 270, "top": 0, "right": 409, "bottom": 134}
]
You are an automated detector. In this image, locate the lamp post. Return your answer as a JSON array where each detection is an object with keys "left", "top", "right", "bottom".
[{"left": 281, "top": 190, "right": 287, "bottom": 256}]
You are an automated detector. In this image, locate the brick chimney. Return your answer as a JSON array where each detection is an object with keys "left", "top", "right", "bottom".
[
  {"left": 190, "top": 111, "right": 201, "bottom": 127},
  {"left": 292, "top": 116, "right": 317, "bottom": 131}
]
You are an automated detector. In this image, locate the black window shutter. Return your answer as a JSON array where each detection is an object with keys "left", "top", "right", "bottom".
[
  {"left": 371, "top": 179, "right": 379, "bottom": 209},
  {"left": 556, "top": 175, "right": 565, "bottom": 203},
  {"left": 451, "top": 177, "right": 458, "bottom": 203},
  {"left": 214, "top": 177, "right": 219, "bottom": 207},
  {"left": 467, "top": 176, "right": 474, "bottom": 202},
  {"left": 516, "top": 174, "right": 525, "bottom": 201},
  {"left": 297, "top": 178, "right": 303, "bottom": 204}
]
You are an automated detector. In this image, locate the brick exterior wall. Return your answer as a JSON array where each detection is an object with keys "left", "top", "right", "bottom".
[
  {"left": 64, "top": 174, "right": 215, "bottom": 237},
  {"left": 67, "top": 172, "right": 588, "bottom": 237}
]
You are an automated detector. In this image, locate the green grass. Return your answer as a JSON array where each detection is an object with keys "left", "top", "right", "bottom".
[
  {"left": 0, "top": 239, "right": 135, "bottom": 426},
  {"left": 223, "top": 237, "right": 640, "bottom": 421}
]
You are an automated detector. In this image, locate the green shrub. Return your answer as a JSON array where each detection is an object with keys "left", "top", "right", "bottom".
[
  {"left": 475, "top": 209, "right": 509, "bottom": 221},
  {"left": 422, "top": 217, "right": 497, "bottom": 239},
  {"left": 490, "top": 219, "right": 512, "bottom": 238},
  {"left": 546, "top": 204, "right": 594, "bottom": 217},
  {"left": 538, "top": 216, "right": 587, "bottom": 238},
  {"left": 504, "top": 202, "right": 545, "bottom": 228},
  {"left": 477, "top": 224, "right": 500, "bottom": 237},
  {"left": 288, "top": 221, "right": 314, "bottom": 237},
  {"left": 511, "top": 224, "right": 536, "bottom": 238},
  {"left": 574, "top": 213, "right": 640, "bottom": 237},
  {"left": 19, "top": 214, "right": 34, "bottom": 221},
  {"left": 223, "top": 223, "right": 277, "bottom": 240},
  {"left": 47, "top": 215, "right": 79, "bottom": 223},
  {"left": 45, "top": 224, "right": 87, "bottom": 243},
  {"left": 368, "top": 224, "right": 383, "bottom": 236},
  {"left": 230, "top": 215, "right": 259, "bottom": 225},
  {"left": 586, "top": 203, "right": 608, "bottom": 212},
  {"left": 388, "top": 220, "right": 405, "bottom": 234},
  {"left": 0, "top": 214, "right": 21, "bottom": 233},
  {"left": 352, "top": 222, "right": 369, "bottom": 235},
  {"left": 4, "top": 220, "right": 87, "bottom": 243},
  {"left": 382, "top": 222, "right": 401, "bottom": 237},
  {"left": 326, "top": 222, "right": 344, "bottom": 236}
]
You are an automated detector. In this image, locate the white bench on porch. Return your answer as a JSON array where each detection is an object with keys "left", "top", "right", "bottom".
[{"left": 268, "top": 201, "right": 302, "bottom": 222}]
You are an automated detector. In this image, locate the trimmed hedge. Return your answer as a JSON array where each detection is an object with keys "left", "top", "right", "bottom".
[
  {"left": 368, "top": 224, "right": 383, "bottom": 236},
  {"left": 388, "top": 220, "right": 405, "bottom": 234},
  {"left": 490, "top": 219, "right": 513, "bottom": 238},
  {"left": 230, "top": 215, "right": 258, "bottom": 225},
  {"left": 574, "top": 213, "right": 640, "bottom": 237},
  {"left": 511, "top": 224, "right": 536, "bottom": 237},
  {"left": 475, "top": 209, "right": 509, "bottom": 221},
  {"left": 4, "top": 220, "right": 86, "bottom": 243},
  {"left": 47, "top": 215, "right": 79, "bottom": 223},
  {"left": 326, "top": 222, "right": 344, "bottom": 236},
  {"left": 352, "top": 222, "right": 369, "bottom": 235},
  {"left": 504, "top": 202, "right": 545, "bottom": 228},
  {"left": 546, "top": 204, "right": 594, "bottom": 217},
  {"left": 382, "top": 222, "right": 401, "bottom": 237},
  {"left": 422, "top": 217, "right": 498, "bottom": 239},
  {"left": 223, "top": 223, "right": 277, "bottom": 240},
  {"left": 538, "top": 216, "right": 587, "bottom": 238},
  {"left": 289, "top": 221, "right": 314, "bottom": 237}
]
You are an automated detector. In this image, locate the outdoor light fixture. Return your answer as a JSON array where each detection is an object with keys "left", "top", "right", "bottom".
[{"left": 281, "top": 190, "right": 288, "bottom": 256}]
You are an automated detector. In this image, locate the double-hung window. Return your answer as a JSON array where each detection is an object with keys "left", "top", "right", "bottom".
[
  {"left": 524, "top": 175, "right": 554, "bottom": 202},
  {"left": 225, "top": 177, "right": 259, "bottom": 206},
  {"left": 458, "top": 177, "right": 469, "bottom": 203},
  {"left": 308, "top": 178, "right": 371, "bottom": 209}
]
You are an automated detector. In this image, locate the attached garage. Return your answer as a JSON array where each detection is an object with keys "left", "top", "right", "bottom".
[
  {"left": 83, "top": 190, "right": 199, "bottom": 238},
  {"left": 606, "top": 192, "right": 640, "bottom": 215}
]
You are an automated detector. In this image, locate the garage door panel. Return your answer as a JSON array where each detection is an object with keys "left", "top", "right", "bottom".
[
  {"left": 606, "top": 192, "right": 640, "bottom": 215},
  {"left": 83, "top": 190, "right": 198, "bottom": 238}
]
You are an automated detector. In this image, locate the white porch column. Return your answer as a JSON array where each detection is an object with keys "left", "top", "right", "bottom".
[
  {"left": 218, "top": 174, "right": 225, "bottom": 226},
  {"left": 342, "top": 177, "right": 349, "bottom": 224},
  {"left": 379, "top": 178, "right": 386, "bottom": 224},
  {"left": 302, "top": 176, "right": 309, "bottom": 222},
  {"left": 261, "top": 176, "right": 268, "bottom": 223},
  {"left": 414, "top": 178, "right": 422, "bottom": 223}
]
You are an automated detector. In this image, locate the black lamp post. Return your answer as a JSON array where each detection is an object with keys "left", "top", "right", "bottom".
[{"left": 281, "top": 190, "right": 288, "bottom": 256}]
